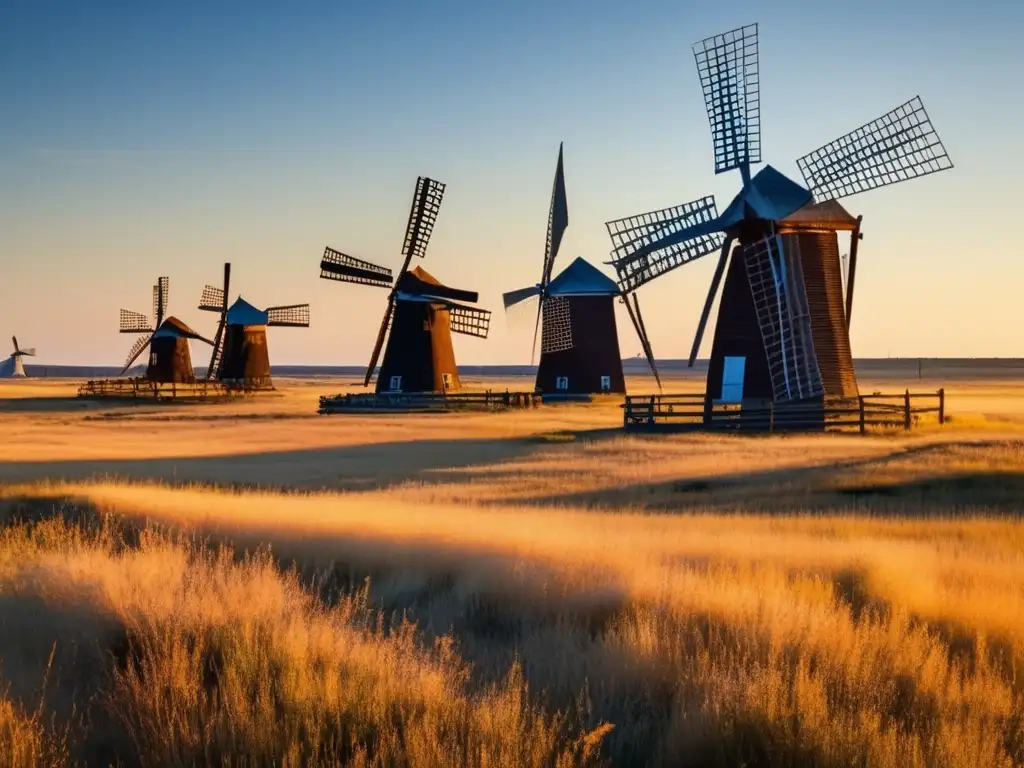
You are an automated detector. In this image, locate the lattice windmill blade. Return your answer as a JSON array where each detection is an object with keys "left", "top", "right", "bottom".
[
  {"left": 401, "top": 177, "right": 446, "bottom": 265},
  {"left": 119, "top": 309, "right": 152, "bottom": 333},
  {"left": 363, "top": 296, "right": 396, "bottom": 387},
  {"left": 120, "top": 333, "right": 153, "bottom": 375},
  {"left": 693, "top": 23, "right": 760, "bottom": 177},
  {"left": 11, "top": 336, "right": 18, "bottom": 354},
  {"left": 18, "top": 348, "right": 36, "bottom": 357},
  {"left": 448, "top": 304, "right": 491, "bottom": 339},
  {"left": 606, "top": 197, "right": 724, "bottom": 293},
  {"left": 266, "top": 304, "right": 311, "bottom": 327},
  {"left": 198, "top": 285, "right": 226, "bottom": 312},
  {"left": 796, "top": 97, "right": 953, "bottom": 203},
  {"left": 153, "top": 277, "right": 170, "bottom": 327},
  {"left": 541, "top": 143, "right": 569, "bottom": 287},
  {"left": 320, "top": 248, "right": 394, "bottom": 288}
]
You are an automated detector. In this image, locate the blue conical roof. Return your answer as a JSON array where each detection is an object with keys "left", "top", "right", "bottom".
[
  {"left": 226, "top": 297, "right": 269, "bottom": 326},
  {"left": 546, "top": 257, "right": 620, "bottom": 297}
]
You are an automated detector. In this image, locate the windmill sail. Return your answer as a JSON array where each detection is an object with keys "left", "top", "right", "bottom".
[
  {"left": 543, "top": 143, "right": 569, "bottom": 285},
  {"left": 120, "top": 333, "right": 153, "bottom": 374}
]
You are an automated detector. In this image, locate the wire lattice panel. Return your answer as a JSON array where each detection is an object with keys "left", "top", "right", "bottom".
[
  {"left": 796, "top": 97, "right": 953, "bottom": 202},
  {"left": 152, "top": 277, "right": 169, "bottom": 325},
  {"left": 693, "top": 24, "right": 760, "bottom": 174},
  {"left": 449, "top": 305, "right": 491, "bottom": 338},
  {"left": 267, "top": 304, "right": 310, "bottom": 327},
  {"left": 606, "top": 197, "right": 723, "bottom": 293},
  {"left": 120, "top": 309, "right": 151, "bottom": 333},
  {"left": 402, "top": 177, "right": 446, "bottom": 260},
  {"left": 541, "top": 296, "right": 573, "bottom": 354},
  {"left": 199, "top": 285, "right": 225, "bottom": 312},
  {"left": 319, "top": 247, "right": 393, "bottom": 288},
  {"left": 122, "top": 333, "right": 152, "bottom": 369}
]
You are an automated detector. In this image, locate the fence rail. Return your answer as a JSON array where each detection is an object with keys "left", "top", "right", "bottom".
[
  {"left": 319, "top": 390, "right": 542, "bottom": 415},
  {"left": 623, "top": 389, "right": 945, "bottom": 433},
  {"left": 77, "top": 378, "right": 237, "bottom": 401}
]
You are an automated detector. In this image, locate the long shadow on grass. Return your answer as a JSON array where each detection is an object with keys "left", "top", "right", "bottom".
[
  {"left": 505, "top": 439, "right": 1024, "bottom": 516},
  {"left": 0, "top": 428, "right": 621, "bottom": 492}
]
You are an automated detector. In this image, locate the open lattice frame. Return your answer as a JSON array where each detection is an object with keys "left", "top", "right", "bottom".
[
  {"left": 320, "top": 247, "right": 394, "bottom": 288},
  {"left": 267, "top": 304, "right": 310, "bottom": 327},
  {"left": 606, "top": 197, "right": 724, "bottom": 293},
  {"left": 402, "top": 177, "right": 446, "bottom": 260},
  {"left": 199, "top": 285, "right": 225, "bottom": 312},
  {"left": 694, "top": 24, "right": 760, "bottom": 174},
  {"left": 449, "top": 305, "right": 491, "bottom": 338},
  {"left": 796, "top": 97, "right": 953, "bottom": 202},
  {"left": 120, "top": 309, "right": 151, "bottom": 333}
]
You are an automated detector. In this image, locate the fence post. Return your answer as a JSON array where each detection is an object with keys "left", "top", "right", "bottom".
[
  {"left": 904, "top": 389, "right": 911, "bottom": 430},
  {"left": 938, "top": 388, "right": 945, "bottom": 425},
  {"left": 623, "top": 396, "right": 629, "bottom": 428},
  {"left": 859, "top": 396, "right": 866, "bottom": 435}
]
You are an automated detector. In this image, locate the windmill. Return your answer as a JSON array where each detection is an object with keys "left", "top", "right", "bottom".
[
  {"left": 319, "top": 176, "right": 491, "bottom": 393},
  {"left": 0, "top": 337, "right": 35, "bottom": 378},
  {"left": 502, "top": 144, "right": 632, "bottom": 395},
  {"left": 198, "top": 263, "right": 310, "bottom": 389},
  {"left": 606, "top": 23, "right": 952, "bottom": 410},
  {"left": 119, "top": 276, "right": 212, "bottom": 382}
]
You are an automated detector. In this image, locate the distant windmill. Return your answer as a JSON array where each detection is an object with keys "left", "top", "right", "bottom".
[
  {"left": 0, "top": 336, "right": 35, "bottom": 378},
  {"left": 119, "top": 276, "right": 212, "bottom": 382},
  {"left": 198, "top": 262, "right": 311, "bottom": 389},
  {"left": 502, "top": 144, "right": 633, "bottom": 395},
  {"left": 606, "top": 23, "right": 952, "bottom": 408},
  {"left": 319, "top": 176, "right": 491, "bottom": 393}
]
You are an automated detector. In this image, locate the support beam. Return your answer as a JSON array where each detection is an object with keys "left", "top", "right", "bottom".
[
  {"left": 846, "top": 216, "right": 863, "bottom": 330},
  {"left": 623, "top": 292, "right": 662, "bottom": 392},
  {"left": 688, "top": 236, "right": 733, "bottom": 367}
]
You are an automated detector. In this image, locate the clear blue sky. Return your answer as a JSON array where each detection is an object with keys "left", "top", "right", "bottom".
[{"left": 1, "top": 0, "right": 1020, "bottom": 365}]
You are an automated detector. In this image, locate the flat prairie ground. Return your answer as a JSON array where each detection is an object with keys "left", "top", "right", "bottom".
[{"left": 0, "top": 369, "right": 1023, "bottom": 766}]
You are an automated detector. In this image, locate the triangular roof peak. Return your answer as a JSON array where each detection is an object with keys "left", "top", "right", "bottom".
[
  {"left": 547, "top": 257, "right": 619, "bottom": 297},
  {"left": 226, "top": 296, "right": 269, "bottom": 326},
  {"left": 153, "top": 316, "right": 205, "bottom": 340}
]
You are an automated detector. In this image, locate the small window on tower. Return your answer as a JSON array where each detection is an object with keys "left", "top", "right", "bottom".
[
  {"left": 600, "top": 376, "right": 611, "bottom": 392},
  {"left": 150, "top": 352, "right": 158, "bottom": 367},
  {"left": 389, "top": 376, "right": 403, "bottom": 392},
  {"left": 556, "top": 376, "right": 569, "bottom": 391},
  {"left": 441, "top": 373, "right": 453, "bottom": 390}
]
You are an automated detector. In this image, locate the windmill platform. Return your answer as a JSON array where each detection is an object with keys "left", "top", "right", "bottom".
[
  {"left": 76, "top": 377, "right": 265, "bottom": 402},
  {"left": 318, "top": 390, "right": 541, "bottom": 415}
]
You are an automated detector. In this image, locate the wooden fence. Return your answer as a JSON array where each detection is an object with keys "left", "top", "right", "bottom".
[
  {"left": 623, "top": 389, "right": 945, "bottom": 433},
  {"left": 319, "top": 390, "right": 543, "bottom": 414},
  {"left": 77, "top": 378, "right": 236, "bottom": 401}
]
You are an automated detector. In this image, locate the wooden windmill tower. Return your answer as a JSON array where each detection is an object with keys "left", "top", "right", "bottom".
[
  {"left": 198, "top": 263, "right": 310, "bottom": 389},
  {"left": 502, "top": 144, "right": 629, "bottom": 395},
  {"left": 607, "top": 23, "right": 952, "bottom": 414},
  {"left": 319, "top": 176, "right": 491, "bottom": 394},
  {"left": 0, "top": 336, "right": 35, "bottom": 378},
  {"left": 119, "top": 276, "right": 212, "bottom": 382}
]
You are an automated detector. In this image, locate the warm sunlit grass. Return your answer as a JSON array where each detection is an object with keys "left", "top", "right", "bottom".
[{"left": 1, "top": 371, "right": 1023, "bottom": 765}]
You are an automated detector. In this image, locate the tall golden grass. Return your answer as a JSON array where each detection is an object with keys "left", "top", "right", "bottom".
[{"left": 0, "top": 375, "right": 1023, "bottom": 765}]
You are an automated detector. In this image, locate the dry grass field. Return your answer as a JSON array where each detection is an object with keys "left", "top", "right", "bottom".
[{"left": 0, "top": 367, "right": 1023, "bottom": 766}]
